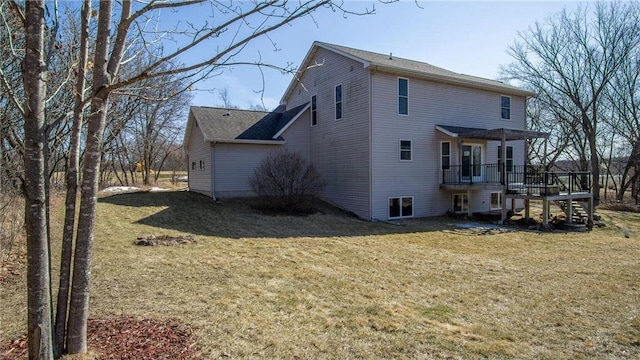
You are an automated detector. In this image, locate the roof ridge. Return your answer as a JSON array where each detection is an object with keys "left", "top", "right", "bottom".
[
  {"left": 190, "top": 105, "right": 269, "bottom": 114},
  {"left": 318, "top": 41, "right": 459, "bottom": 74}
]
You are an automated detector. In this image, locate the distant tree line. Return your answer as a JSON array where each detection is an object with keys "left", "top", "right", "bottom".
[{"left": 501, "top": 0, "right": 640, "bottom": 204}]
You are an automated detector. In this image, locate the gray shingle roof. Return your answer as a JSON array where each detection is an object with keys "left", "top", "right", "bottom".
[
  {"left": 313, "top": 42, "right": 534, "bottom": 96},
  {"left": 190, "top": 107, "right": 268, "bottom": 140},
  {"left": 189, "top": 103, "right": 309, "bottom": 142},
  {"left": 238, "top": 103, "right": 308, "bottom": 140}
]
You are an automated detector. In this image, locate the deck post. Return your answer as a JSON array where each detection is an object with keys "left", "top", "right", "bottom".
[
  {"left": 588, "top": 195, "right": 594, "bottom": 230},
  {"left": 510, "top": 198, "right": 516, "bottom": 214},
  {"left": 542, "top": 198, "right": 549, "bottom": 226},
  {"left": 501, "top": 193, "right": 507, "bottom": 222},
  {"left": 467, "top": 188, "right": 472, "bottom": 217},
  {"left": 525, "top": 199, "right": 530, "bottom": 219}
]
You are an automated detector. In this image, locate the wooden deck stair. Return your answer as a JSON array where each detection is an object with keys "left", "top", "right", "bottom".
[{"left": 555, "top": 200, "right": 589, "bottom": 223}]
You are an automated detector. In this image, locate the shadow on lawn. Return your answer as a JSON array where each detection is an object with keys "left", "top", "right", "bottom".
[{"left": 98, "top": 190, "right": 449, "bottom": 239}]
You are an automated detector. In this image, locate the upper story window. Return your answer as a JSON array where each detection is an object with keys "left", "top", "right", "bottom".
[
  {"left": 400, "top": 139, "right": 412, "bottom": 161},
  {"left": 498, "top": 145, "right": 513, "bottom": 172},
  {"left": 441, "top": 142, "right": 451, "bottom": 170},
  {"left": 311, "top": 95, "right": 317, "bottom": 126},
  {"left": 335, "top": 84, "right": 343, "bottom": 120},
  {"left": 501, "top": 96, "right": 511, "bottom": 120},
  {"left": 398, "top": 78, "right": 409, "bottom": 115}
]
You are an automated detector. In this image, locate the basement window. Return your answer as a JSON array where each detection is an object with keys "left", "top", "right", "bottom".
[{"left": 389, "top": 196, "right": 413, "bottom": 219}]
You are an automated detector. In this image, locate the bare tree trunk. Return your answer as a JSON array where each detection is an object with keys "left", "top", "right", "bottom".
[
  {"left": 23, "top": 1, "right": 54, "bottom": 358},
  {"left": 54, "top": 1, "right": 91, "bottom": 356},
  {"left": 66, "top": 0, "right": 115, "bottom": 353}
]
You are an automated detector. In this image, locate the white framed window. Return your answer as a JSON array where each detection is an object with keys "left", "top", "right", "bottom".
[
  {"left": 311, "top": 94, "right": 317, "bottom": 126},
  {"left": 441, "top": 141, "right": 451, "bottom": 170},
  {"left": 191, "top": 161, "right": 196, "bottom": 171},
  {"left": 501, "top": 95, "right": 511, "bottom": 120},
  {"left": 498, "top": 145, "right": 513, "bottom": 172},
  {"left": 335, "top": 84, "right": 343, "bottom": 120},
  {"left": 490, "top": 192, "right": 502, "bottom": 210},
  {"left": 400, "top": 139, "right": 412, "bottom": 161},
  {"left": 398, "top": 78, "right": 409, "bottom": 115},
  {"left": 199, "top": 160, "right": 205, "bottom": 170},
  {"left": 389, "top": 196, "right": 413, "bottom": 219},
  {"left": 452, "top": 193, "right": 468, "bottom": 213}
]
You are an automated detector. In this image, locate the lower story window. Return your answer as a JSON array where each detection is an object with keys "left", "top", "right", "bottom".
[
  {"left": 452, "top": 193, "right": 468, "bottom": 213},
  {"left": 490, "top": 192, "right": 502, "bottom": 210},
  {"left": 389, "top": 196, "right": 413, "bottom": 219}
]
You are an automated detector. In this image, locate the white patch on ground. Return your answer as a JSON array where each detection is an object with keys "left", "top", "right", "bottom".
[
  {"left": 101, "top": 186, "right": 140, "bottom": 192},
  {"left": 455, "top": 222, "right": 504, "bottom": 230},
  {"left": 149, "top": 187, "right": 168, "bottom": 192}
]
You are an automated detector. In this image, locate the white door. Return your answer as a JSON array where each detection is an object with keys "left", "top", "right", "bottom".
[{"left": 461, "top": 145, "right": 482, "bottom": 182}]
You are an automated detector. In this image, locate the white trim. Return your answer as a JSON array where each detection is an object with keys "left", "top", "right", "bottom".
[
  {"left": 399, "top": 139, "right": 412, "bottom": 161},
  {"left": 388, "top": 196, "right": 414, "bottom": 219},
  {"left": 435, "top": 125, "right": 459, "bottom": 137},
  {"left": 501, "top": 95, "right": 511, "bottom": 120},
  {"left": 335, "top": 83, "right": 343, "bottom": 120},
  {"left": 490, "top": 192, "right": 502, "bottom": 210},
  {"left": 272, "top": 102, "right": 311, "bottom": 138},
  {"left": 205, "top": 138, "right": 285, "bottom": 145},
  {"left": 440, "top": 141, "right": 451, "bottom": 170},
  {"left": 398, "top": 77, "right": 409, "bottom": 116}
]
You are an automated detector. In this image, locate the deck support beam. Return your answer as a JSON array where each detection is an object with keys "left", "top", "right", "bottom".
[{"left": 524, "top": 199, "right": 530, "bottom": 219}]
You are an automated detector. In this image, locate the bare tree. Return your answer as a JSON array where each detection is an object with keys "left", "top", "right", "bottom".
[
  {"left": 10, "top": 1, "right": 381, "bottom": 358},
  {"left": 501, "top": 1, "right": 640, "bottom": 205}
]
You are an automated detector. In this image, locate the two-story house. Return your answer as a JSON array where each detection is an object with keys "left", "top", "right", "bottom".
[{"left": 184, "top": 41, "right": 593, "bottom": 224}]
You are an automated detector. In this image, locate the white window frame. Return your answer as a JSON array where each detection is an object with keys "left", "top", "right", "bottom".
[
  {"left": 490, "top": 192, "right": 502, "bottom": 210},
  {"left": 440, "top": 141, "right": 451, "bottom": 170},
  {"left": 501, "top": 95, "right": 511, "bottom": 120},
  {"left": 399, "top": 139, "right": 412, "bottom": 161},
  {"left": 199, "top": 159, "right": 205, "bottom": 170},
  {"left": 311, "top": 94, "right": 318, "bottom": 127},
  {"left": 398, "top": 77, "right": 409, "bottom": 116},
  {"left": 452, "top": 193, "right": 469, "bottom": 213},
  {"left": 388, "top": 196, "right": 414, "bottom": 219},
  {"left": 335, "top": 84, "right": 343, "bottom": 120}
]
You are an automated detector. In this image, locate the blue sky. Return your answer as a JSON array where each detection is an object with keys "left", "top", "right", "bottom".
[{"left": 185, "top": 1, "right": 586, "bottom": 110}]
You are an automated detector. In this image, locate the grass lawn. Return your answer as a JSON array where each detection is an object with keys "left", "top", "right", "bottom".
[{"left": 2, "top": 190, "right": 639, "bottom": 359}]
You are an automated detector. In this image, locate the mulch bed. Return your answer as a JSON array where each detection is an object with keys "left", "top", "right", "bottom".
[{"left": 1, "top": 317, "right": 200, "bottom": 359}]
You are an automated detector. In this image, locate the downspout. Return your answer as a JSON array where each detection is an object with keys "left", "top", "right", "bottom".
[{"left": 211, "top": 142, "right": 217, "bottom": 201}]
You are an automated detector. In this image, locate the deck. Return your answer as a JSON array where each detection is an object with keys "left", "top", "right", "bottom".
[{"left": 441, "top": 164, "right": 594, "bottom": 227}]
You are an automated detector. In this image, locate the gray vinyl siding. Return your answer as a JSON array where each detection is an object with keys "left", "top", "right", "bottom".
[
  {"left": 211, "top": 118, "right": 307, "bottom": 198},
  {"left": 280, "top": 108, "right": 310, "bottom": 159},
  {"left": 284, "top": 47, "right": 371, "bottom": 219},
  {"left": 186, "top": 118, "right": 212, "bottom": 197},
  {"left": 370, "top": 71, "right": 528, "bottom": 219},
  {"left": 212, "top": 143, "right": 278, "bottom": 198}
]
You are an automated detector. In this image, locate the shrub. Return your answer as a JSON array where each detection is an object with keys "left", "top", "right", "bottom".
[{"left": 249, "top": 150, "right": 325, "bottom": 213}]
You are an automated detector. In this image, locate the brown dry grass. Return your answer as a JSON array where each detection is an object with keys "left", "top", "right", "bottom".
[{"left": 2, "top": 190, "right": 639, "bottom": 359}]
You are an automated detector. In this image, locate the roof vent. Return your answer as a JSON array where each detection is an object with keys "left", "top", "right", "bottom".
[
  {"left": 389, "top": 52, "right": 393, "bottom": 60},
  {"left": 223, "top": 111, "right": 230, "bottom": 116}
]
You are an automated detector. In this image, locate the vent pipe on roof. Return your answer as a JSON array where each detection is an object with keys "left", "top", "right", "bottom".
[
  {"left": 223, "top": 111, "right": 230, "bottom": 116},
  {"left": 389, "top": 52, "right": 393, "bottom": 60}
]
